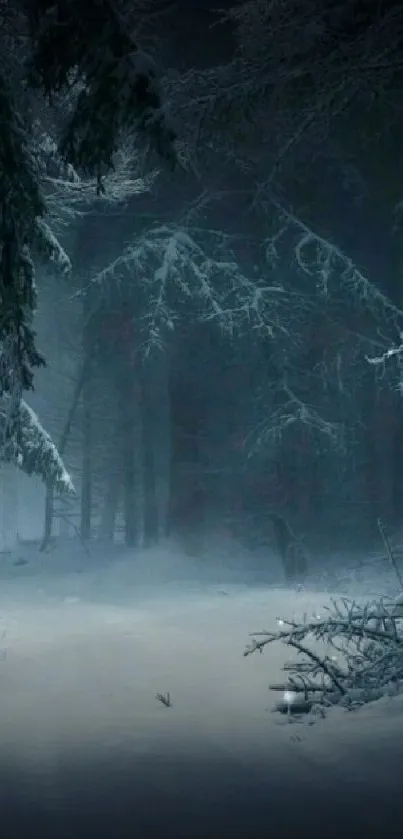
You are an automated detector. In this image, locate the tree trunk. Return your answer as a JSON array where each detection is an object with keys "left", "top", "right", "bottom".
[
  {"left": 270, "top": 513, "right": 308, "bottom": 582},
  {"left": 0, "top": 464, "right": 18, "bottom": 551},
  {"left": 40, "top": 492, "right": 54, "bottom": 552},
  {"left": 80, "top": 369, "right": 92, "bottom": 541},
  {"left": 40, "top": 359, "right": 90, "bottom": 551},
  {"left": 362, "top": 382, "right": 380, "bottom": 542},
  {"left": 391, "top": 400, "right": 403, "bottom": 527},
  {"left": 98, "top": 439, "right": 121, "bottom": 542},
  {"left": 142, "top": 349, "right": 171, "bottom": 543},
  {"left": 120, "top": 363, "right": 144, "bottom": 548},
  {"left": 142, "top": 422, "right": 158, "bottom": 546},
  {"left": 80, "top": 305, "right": 93, "bottom": 542}
]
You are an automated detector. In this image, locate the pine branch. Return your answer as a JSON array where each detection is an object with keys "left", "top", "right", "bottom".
[
  {"left": 88, "top": 224, "right": 290, "bottom": 352},
  {"left": 26, "top": 0, "right": 178, "bottom": 175},
  {"left": 0, "top": 398, "right": 74, "bottom": 492}
]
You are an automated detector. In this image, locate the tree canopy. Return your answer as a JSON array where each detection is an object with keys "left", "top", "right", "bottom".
[{"left": 2, "top": 0, "right": 403, "bottom": 518}]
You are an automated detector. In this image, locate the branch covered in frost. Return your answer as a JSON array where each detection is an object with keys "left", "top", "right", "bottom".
[
  {"left": 366, "top": 342, "right": 403, "bottom": 366},
  {"left": 89, "top": 224, "right": 291, "bottom": 351},
  {"left": 245, "top": 381, "right": 342, "bottom": 454},
  {"left": 365, "top": 338, "right": 403, "bottom": 394},
  {"left": 246, "top": 595, "right": 403, "bottom": 714},
  {"left": 264, "top": 198, "right": 403, "bottom": 323},
  {"left": 0, "top": 398, "right": 74, "bottom": 493},
  {"left": 34, "top": 129, "right": 158, "bottom": 224},
  {"left": 34, "top": 219, "right": 71, "bottom": 272}
]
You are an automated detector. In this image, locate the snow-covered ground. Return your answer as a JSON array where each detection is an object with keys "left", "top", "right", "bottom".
[{"left": 0, "top": 540, "right": 402, "bottom": 838}]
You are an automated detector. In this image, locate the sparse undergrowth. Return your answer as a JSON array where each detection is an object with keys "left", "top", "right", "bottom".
[{"left": 246, "top": 594, "right": 403, "bottom": 718}]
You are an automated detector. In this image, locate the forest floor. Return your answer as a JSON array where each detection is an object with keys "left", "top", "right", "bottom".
[{"left": 0, "top": 539, "right": 402, "bottom": 838}]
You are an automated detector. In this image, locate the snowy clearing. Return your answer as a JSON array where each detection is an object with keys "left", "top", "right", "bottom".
[{"left": 0, "top": 546, "right": 402, "bottom": 837}]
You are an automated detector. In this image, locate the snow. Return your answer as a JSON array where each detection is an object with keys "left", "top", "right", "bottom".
[
  {"left": 0, "top": 543, "right": 402, "bottom": 837},
  {"left": 35, "top": 219, "right": 71, "bottom": 274},
  {"left": 15, "top": 400, "right": 74, "bottom": 494}
]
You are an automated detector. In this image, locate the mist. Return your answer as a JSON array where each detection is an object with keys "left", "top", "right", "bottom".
[
  {"left": 0, "top": 546, "right": 402, "bottom": 838},
  {"left": 2, "top": 1, "right": 403, "bottom": 837}
]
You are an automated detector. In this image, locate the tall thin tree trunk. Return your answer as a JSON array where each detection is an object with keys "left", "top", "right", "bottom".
[
  {"left": 142, "top": 420, "right": 158, "bottom": 546},
  {"left": 362, "top": 382, "right": 380, "bottom": 543},
  {"left": 41, "top": 491, "right": 54, "bottom": 552},
  {"left": 80, "top": 303, "right": 94, "bottom": 542},
  {"left": 99, "top": 438, "right": 121, "bottom": 542},
  {"left": 120, "top": 363, "right": 144, "bottom": 548},
  {"left": 40, "top": 358, "right": 90, "bottom": 551},
  {"left": 1, "top": 463, "right": 18, "bottom": 550},
  {"left": 391, "top": 399, "right": 403, "bottom": 526},
  {"left": 80, "top": 367, "right": 92, "bottom": 541},
  {"left": 142, "top": 349, "right": 171, "bottom": 543}
]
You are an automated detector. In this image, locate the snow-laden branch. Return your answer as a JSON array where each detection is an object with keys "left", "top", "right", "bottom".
[
  {"left": 34, "top": 129, "right": 158, "bottom": 227},
  {"left": 366, "top": 342, "right": 403, "bottom": 366},
  {"left": 89, "top": 224, "right": 292, "bottom": 351},
  {"left": 265, "top": 198, "right": 403, "bottom": 322},
  {"left": 30, "top": 128, "right": 158, "bottom": 283},
  {"left": 34, "top": 218, "right": 71, "bottom": 272},
  {"left": 0, "top": 398, "right": 74, "bottom": 493},
  {"left": 244, "top": 381, "right": 342, "bottom": 455},
  {"left": 365, "top": 339, "right": 403, "bottom": 394},
  {"left": 246, "top": 595, "right": 403, "bottom": 715}
]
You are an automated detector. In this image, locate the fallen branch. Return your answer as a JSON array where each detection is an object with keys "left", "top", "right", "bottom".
[{"left": 246, "top": 595, "right": 403, "bottom": 715}]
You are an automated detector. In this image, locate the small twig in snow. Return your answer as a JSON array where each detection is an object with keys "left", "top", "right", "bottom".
[{"left": 156, "top": 691, "right": 172, "bottom": 708}]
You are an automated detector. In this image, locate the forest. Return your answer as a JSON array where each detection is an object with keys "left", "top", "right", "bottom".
[
  {"left": 2, "top": 0, "right": 403, "bottom": 574},
  {"left": 3, "top": 9, "right": 403, "bottom": 818}
]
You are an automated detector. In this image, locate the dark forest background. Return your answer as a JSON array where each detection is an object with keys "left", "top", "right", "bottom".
[{"left": 3, "top": 0, "right": 403, "bottom": 569}]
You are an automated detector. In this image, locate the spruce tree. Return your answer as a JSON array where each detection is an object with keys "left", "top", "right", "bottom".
[{"left": 0, "top": 0, "right": 176, "bottom": 487}]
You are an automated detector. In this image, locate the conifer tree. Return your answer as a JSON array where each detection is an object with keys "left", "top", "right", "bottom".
[{"left": 0, "top": 0, "right": 176, "bottom": 487}]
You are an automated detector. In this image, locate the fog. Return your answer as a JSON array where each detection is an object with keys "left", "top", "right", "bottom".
[
  {"left": 3, "top": 1, "right": 403, "bottom": 836},
  {"left": 2, "top": 232, "right": 403, "bottom": 835},
  {"left": 0, "top": 543, "right": 401, "bottom": 838}
]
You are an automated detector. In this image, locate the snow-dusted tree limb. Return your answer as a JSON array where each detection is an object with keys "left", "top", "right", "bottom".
[
  {"left": 34, "top": 219, "right": 71, "bottom": 273},
  {"left": 0, "top": 398, "right": 74, "bottom": 493},
  {"left": 45, "top": 153, "right": 157, "bottom": 216},
  {"left": 244, "top": 380, "right": 342, "bottom": 455},
  {"left": 30, "top": 128, "right": 158, "bottom": 287},
  {"left": 89, "top": 224, "right": 292, "bottom": 352},
  {"left": 366, "top": 343, "right": 403, "bottom": 366},
  {"left": 364, "top": 337, "right": 403, "bottom": 395},
  {"left": 34, "top": 129, "right": 158, "bottom": 224},
  {"left": 263, "top": 198, "right": 403, "bottom": 323},
  {"left": 245, "top": 596, "right": 403, "bottom": 713}
]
